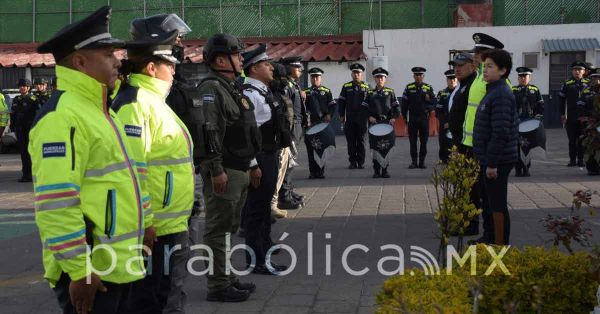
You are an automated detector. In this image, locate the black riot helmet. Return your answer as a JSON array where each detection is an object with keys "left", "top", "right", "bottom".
[
  {"left": 203, "top": 33, "right": 245, "bottom": 76},
  {"left": 129, "top": 14, "right": 191, "bottom": 39},
  {"left": 203, "top": 33, "right": 245, "bottom": 63}
]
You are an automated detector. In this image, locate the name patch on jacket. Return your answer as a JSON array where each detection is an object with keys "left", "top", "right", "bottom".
[
  {"left": 124, "top": 125, "right": 142, "bottom": 137},
  {"left": 42, "top": 142, "right": 66, "bottom": 158}
]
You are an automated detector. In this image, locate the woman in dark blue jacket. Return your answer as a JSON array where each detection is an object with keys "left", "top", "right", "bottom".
[{"left": 473, "top": 49, "right": 518, "bottom": 245}]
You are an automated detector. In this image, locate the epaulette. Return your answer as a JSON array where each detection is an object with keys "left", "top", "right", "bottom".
[
  {"left": 511, "top": 86, "right": 519, "bottom": 91},
  {"left": 383, "top": 87, "right": 394, "bottom": 92},
  {"left": 343, "top": 82, "right": 353, "bottom": 87},
  {"left": 565, "top": 79, "right": 575, "bottom": 85},
  {"left": 319, "top": 86, "right": 331, "bottom": 92},
  {"left": 422, "top": 84, "right": 432, "bottom": 90},
  {"left": 407, "top": 83, "right": 416, "bottom": 89},
  {"left": 527, "top": 85, "right": 539, "bottom": 91}
]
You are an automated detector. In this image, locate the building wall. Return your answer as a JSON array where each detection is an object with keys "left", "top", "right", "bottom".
[{"left": 362, "top": 23, "right": 600, "bottom": 95}]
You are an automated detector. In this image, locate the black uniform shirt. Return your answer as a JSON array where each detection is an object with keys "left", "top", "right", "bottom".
[{"left": 11, "top": 93, "right": 39, "bottom": 130}]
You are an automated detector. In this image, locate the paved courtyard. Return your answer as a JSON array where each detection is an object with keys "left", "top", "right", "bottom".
[{"left": 1, "top": 129, "right": 600, "bottom": 313}]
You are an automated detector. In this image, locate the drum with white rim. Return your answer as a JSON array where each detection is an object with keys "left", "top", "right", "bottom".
[
  {"left": 305, "top": 122, "right": 336, "bottom": 168},
  {"left": 368, "top": 123, "right": 396, "bottom": 167},
  {"left": 518, "top": 118, "right": 546, "bottom": 162}
]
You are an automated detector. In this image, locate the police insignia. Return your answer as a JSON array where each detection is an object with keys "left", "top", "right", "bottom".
[
  {"left": 320, "top": 91, "right": 325, "bottom": 96},
  {"left": 192, "top": 98, "right": 202, "bottom": 108},
  {"left": 384, "top": 92, "right": 389, "bottom": 96},
  {"left": 42, "top": 142, "right": 66, "bottom": 158},
  {"left": 241, "top": 98, "right": 250, "bottom": 109},
  {"left": 124, "top": 125, "right": 142, "bottom": 137},
  {"left": 202, "top": 94, "right": 215, "bottom": 105}
]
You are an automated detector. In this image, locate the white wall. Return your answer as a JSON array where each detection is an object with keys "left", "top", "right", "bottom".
[{"left": 363, "top": 24, "right": 600, "bottom": 95}]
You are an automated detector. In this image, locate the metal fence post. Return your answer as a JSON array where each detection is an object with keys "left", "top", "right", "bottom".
[
  {"left": 143, "top": 0, "right": 147, "bottom": 18},
  {"left": 420, "top": 0, "right": 425, "bottom": 27},
  {"left": 32, "top": 0, "right": 36, "bottom": 42},
  {"left": 219, "top": 0, "right": 223, "bottom": 33},
  {"left": 259, "top": 0, "right": 262, "bottom": 36},
  {"left": 524, "top": 0, "right": 528, "bottom": 25},
  {"left": 181, "top": 0, "right": 185, "bottom": 21},
  {"left": 379, "top": 0, "right": 382, "bottom": 29},
  {"left": 69, "top": 0, "right": 73, "bottom": 23},
  {"left": 297, "top": 0, "right": 301, "bottom": 35},
  {"left": 338, "top": 0, "right": 342, "bottom": 34}
]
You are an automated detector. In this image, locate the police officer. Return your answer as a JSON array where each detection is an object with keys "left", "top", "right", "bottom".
[
  {"left": 560, "top": 61, "right": 591, "bottom": 167},
  {"left": 402, "top": 67, "right": 435, "bottom": 169},
  {"left": 464, "top": 33, "right": 505, "bottom": 245},
  {"left": 436, "top": 69, "right": 457, "bottom": 163},
  {"left": 512, "top": 67, "right": 544, "bottom": 177},
  {"left": 277, "top": 56, "right": 305, "bottom": 211},
  {"left": 0, "top": 92, "right": 8, "bottom": 136},
  {"left": 197, "top": 33, "right": 260, "bottom": 302},
  {"left": 33, "top": 78, "right": 51, "bottom": 105},
  {"left": 365, "top": 67, "right": 399, "bottom": 178},
  {"left": 304, "top": 67, "right": 336, "bottom": 179},
  {"left": 241, "top": 44, "right": 289, "bottom": 275},
  {"left": 585, "top": 68, "right": 600, "bottom": 175},
  {"left": 11, "top": 78, "right": 39, "bottom": 182},
  {"left": 112, "top": 30, "right": 193, "bottom": 313},
  {"left": 31, "top": 6, "right": 147, "bottom": 313},
  {"left": 339, "top": 63, "right": 369, "bottom": 169}
]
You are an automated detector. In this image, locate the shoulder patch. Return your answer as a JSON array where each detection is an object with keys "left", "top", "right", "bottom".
[
  {"left": 407, "top": 83, "right": 415, "bottom": 89},
  {"left": 31, "top": 90, "right": 65, "bottom": 129},
  {"left": 111, "top": 83, "right": 140, "bottom": 113},
  {"left": 343, "top": 82, "right": 353, "bottom": 87},
  {"left": 42, "top": 142, "right": 66, "bottom": 158},
  {"left": 124, "top": 124, "right": 142, "bottom": 137},
  {"left": 565, "top": 79, "right": 575, "bottom": 85},
  {"left": 202, "top": 94, "right": 216, "bottom": 105},
  {"left": 528, "top": 85, "right": 539, "bottom": 91}
]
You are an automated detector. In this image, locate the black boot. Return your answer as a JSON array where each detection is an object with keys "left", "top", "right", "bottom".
[
  {"left": 373, "top": 162, "right": 381, "bottom": 178},
  {"left": 418, "top": 160, "right": 426, "bottom": 169},
  {"left": 232, "top": 280, "right": 256, "bottom": 293},
  {"left": 577, "top": 160, "right": 585, "bottom": 167},
  {"left": 206, "top": 285, "right": 250, "bottom": 302},
  {"left": 567, "top": 160, "right": 576, "bottom": 167},
  {"left": 408, "top": 159, "right": 417, "bottom": 169},
  {"left": 381, "top": 167, "right": 390, "bottom": 178}
]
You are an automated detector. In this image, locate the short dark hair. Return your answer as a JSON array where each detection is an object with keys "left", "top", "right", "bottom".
[{"left": 481, "top": 49, "right": 512, "bottom": 79}]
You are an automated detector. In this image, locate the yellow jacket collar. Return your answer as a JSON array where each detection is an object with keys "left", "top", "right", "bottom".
[
  {"left": 55, "top": 65, "right": 107, "bottom": 109},
  {"left": 129, "top": 73, "right": 172, "bottom": 98}
]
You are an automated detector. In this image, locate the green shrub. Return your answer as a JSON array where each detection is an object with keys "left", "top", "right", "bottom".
[{"left": 376, "top": 245, "right": 597, "bottom": 313}]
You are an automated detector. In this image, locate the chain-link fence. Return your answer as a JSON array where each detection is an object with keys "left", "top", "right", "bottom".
[
  {"left": 494, "top": 0, "right": 600, "bottom": 26},
  {"left": 0, "top": 0, "right": 598, "bottom": 43}
]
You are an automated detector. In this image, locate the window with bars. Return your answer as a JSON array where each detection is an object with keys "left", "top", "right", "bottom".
[{"left": 523, "top": 52, "right": 539, "bottom": 69}]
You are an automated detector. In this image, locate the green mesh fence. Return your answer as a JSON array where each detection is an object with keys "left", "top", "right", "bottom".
[{"left": 0, "top": 0, "right": 598, "bottom": 43}]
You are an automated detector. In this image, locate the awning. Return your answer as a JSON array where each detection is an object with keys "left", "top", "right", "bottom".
[
  {"left": 542, "top": 38, "right": 600, "bottom": 52},
  {"left": 0, "top": 34, "right": 364, "bottom": 68}
]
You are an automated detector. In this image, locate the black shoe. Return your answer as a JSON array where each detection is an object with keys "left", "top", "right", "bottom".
[
  {"left": 567, "top": 161, "right": 576, "bottom": 167},
  {"left": 316, "top": 173, "right": 325, "bottom": 179},
  {"left": 291, "top": 191, "right": 305, "bottom": 202},
  {"left": 577, "top": 160, "right": 585, "bottom": 167},
  {"left": 418, "top": 164, "right": 426, "bottom": 169},
  {"left": 348, "top": 163, "right": 357, "bottom": 169},
  {"left": 206, "top": 286, "right": 250, "bottom": 302},
  {"left": 308, "top": 174, "right": 318, "bottom": 179},
  {"left": 18, "top": 177, "right": 32, "bottom": 183},
  {"left": 278, "top": 200, "right": 301, "bottom": 210},
  {"left": 523, "top": 171, "right": 531, "bottom": 177},
  {"left": 408, "top": 163, "right": 417, "bottom": 169},
  {"left": 372, "top": 172, "right": 381, "bottom": 178},
  {"left": 357, "top": 164, "right": 364, "bottom": 169},
  {"left": 514, "top": 169, "right": 523, "bottom": 177},
  {"left": 232, "top": 281, "right": 256, "bottom": 293},
  {"left": 381, "top": 169, "right": 390, "bottom": 178},
  {"left": 251, "top": 264, "right": 287, "bottom": 275}
]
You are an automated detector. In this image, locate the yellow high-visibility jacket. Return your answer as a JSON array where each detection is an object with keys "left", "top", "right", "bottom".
[
  {"left": 112, "top": 73, "right": 194, "bottom": 237},
  {"left": 29, "top": 65, "right": 146, "bottom": 286}
]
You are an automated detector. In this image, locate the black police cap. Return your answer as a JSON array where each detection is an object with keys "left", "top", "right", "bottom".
[
  {"left": 516, "top": 67, "right": 533, "bottom": 75},
  {"left": 33, "top": 78, "right": 48, "bottom": 85},
  {"left": 308, "top": 67, "right": 324, "bottom": 76},
  {"left": 585, "top": 62, "right": 595, "bottom": 71},
  {"left": 350, "top": 63, "right": 365, "bottom": 72},
  {"left": 271, "top": 62, "right": 288, "bottom": 78},
  {"left": 130, "top": 14, "right": 191, "bottom": 39},
  {"left": 37, "top": 6, "right": 124, "bottom": 62},
  {"left": 126, "top": 30, "right": 180, "bottom": 64},
  {"left": 203, "top": 33, "right": 245, "bottom": 62},
  {"left": 411, "top": 67, "right": 426, "bottom": 74},
  {"left": 18, "top": 79, "right": 32, "bottom": 87},
  {"left": 280, "top": 56, "right": 303, "bottom": 68},
  {"left": 590, "top": 68, "right": 600, "bottom": 77},
  {"left": 448, "top": 52, "right": 473, "bottom": 66},
  {"left": 444, "top": 69, "right": 455, "bottom": 78},
  {"left": 472, "top": 33, "right": 504, "bottom": 50},
  {"left": 372, "top": 67, "right": 388, "bottom": 77},
  {"left": 571, "top": 61, "right": 587, "bottom": 70},
  {"left": 242, "top": 44, "right": 271, "bottom": 70}
]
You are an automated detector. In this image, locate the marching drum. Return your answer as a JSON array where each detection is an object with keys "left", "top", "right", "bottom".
[
  {"left": 518, "top": 119, "right": 546, "bottom": 161},
  {"left": 368, "top": 123, "right": 396, "bottom": 168},
  {"left": 305, "top": 123, "right": 336, "bottom": 168}
]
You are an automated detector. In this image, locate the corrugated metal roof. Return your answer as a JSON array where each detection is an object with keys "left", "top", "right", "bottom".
[
  {"left": 0, "top": 35, "right": 363, "bottom": 68},
  {"left": 542, "top": 38, "right": 600, "bottom": 52}
]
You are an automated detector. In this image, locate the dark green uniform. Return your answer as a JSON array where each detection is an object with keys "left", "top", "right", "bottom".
[
  {"left": 33, "top": 89, "right": 51, "bottom": 106},
  {"left": 197, "top": 69, "right": 260, "bottom": 293}
]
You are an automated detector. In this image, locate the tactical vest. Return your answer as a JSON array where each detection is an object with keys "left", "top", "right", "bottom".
[
  {"left": 200, "top": 77, "right": 261, "bottom": 170},
  {"left": 243, "top": 84, "right": 291, "bottom": 152}
]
